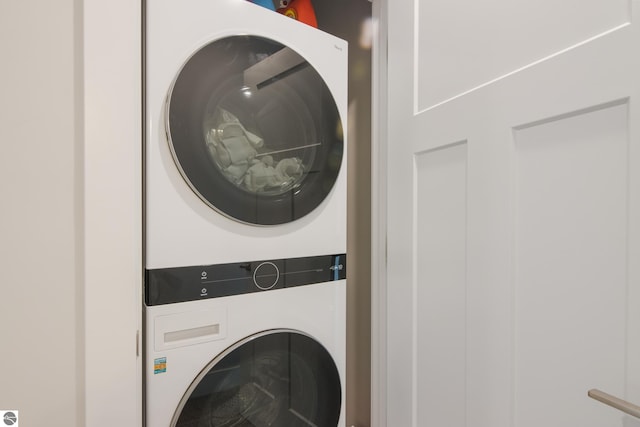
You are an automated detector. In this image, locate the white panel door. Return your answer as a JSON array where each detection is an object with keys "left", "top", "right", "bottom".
[{"left": 382, "top": 0, "right": 640, "bottom": 426}]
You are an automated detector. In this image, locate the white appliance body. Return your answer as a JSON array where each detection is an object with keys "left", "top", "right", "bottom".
[
  {"left": 145, "top": 280, "right": 346, "bottom": 427},
  {"left": 145, "top": 0, "right": 348, "bottom": 270},
  {"left": 145, "top": 3, "right": 348, "bottom": 425}
]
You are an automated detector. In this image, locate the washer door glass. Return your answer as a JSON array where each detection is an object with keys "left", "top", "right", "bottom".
[
  {"left": 167, "top": 35, "right": 344, "bottom": 225},
  {"left": 172, "top": 331, "right": 342, "bottom": 427}
]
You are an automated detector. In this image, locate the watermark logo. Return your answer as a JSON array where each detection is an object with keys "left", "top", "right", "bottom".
[{"left": 1, "top": 411, "right": 18, "bottom": 426}]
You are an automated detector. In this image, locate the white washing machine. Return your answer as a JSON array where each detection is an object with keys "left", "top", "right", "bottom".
[
  {"left": 145, "top": 2, "right": 348, "bottom": 425},
  {"left": 145, "top": 255, "right": 346, "bottom": 427},
  {"left": 145, "top": 0, "right": 348, "bottom": 269}
]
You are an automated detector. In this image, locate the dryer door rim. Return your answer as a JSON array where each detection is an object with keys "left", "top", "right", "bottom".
[
  {"left": 170, "top": 328, "right": 342, "bottom": 427},
  {"left": 164, "top": 35, "right": 344, "bottom": 226}
]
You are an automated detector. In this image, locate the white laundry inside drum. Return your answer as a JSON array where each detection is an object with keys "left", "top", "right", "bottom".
[{"left": 204, "top": 108, "right": 310, "bottom": 195}]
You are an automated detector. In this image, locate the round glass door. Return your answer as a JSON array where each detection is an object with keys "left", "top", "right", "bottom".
[
  {"left": 167, "top": 35, "right": 344, "bottom": 225},
  {"left": 172, "top": 330, "right": 342, "bottom": 427}
]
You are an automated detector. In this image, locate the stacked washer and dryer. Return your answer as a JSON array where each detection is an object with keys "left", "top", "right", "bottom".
[{"left": 144, "top": 1, "right": 348, "bottom": 426}]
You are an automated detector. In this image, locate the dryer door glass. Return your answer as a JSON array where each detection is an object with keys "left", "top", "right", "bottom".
[
  {"left": 172, "top": 331, "right": 342, "bottom": 427},
  {"left": 167, "top": 35, "right": 344, "bottom": 225}
]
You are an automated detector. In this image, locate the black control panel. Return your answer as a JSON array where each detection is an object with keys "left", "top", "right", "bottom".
[{"left": 145, "top": 254, "right": 346, "bottom": 306}]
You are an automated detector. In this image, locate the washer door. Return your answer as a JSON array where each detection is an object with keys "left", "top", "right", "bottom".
[
  {"left": 172, "top": 330, "right": 342, "bottom": 427},
  {"left": 167, "top": 35, "right": 344, "bottom": 225}
]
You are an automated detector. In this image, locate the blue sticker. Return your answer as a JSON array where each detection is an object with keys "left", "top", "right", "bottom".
[
  {"left": 154, "top": 357, "right": 167, "bottom": 374},
  {"left": 247, "top": 0, "right": 276, "bottom": 11}
]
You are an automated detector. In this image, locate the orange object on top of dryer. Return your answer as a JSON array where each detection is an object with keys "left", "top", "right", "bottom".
[{"left": 277, "top": 0, "right": 318, "bottom": 28}]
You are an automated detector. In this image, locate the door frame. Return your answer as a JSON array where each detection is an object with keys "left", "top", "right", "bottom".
[{"left": 371, "top": 0, "right": 389, "bottom": 425}]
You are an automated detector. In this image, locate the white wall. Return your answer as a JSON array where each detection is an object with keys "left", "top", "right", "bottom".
[
  {"left": 83, "top": 1, "right": 142, "bottom": 426},
  {"left": 0, "top": 0, "right": 83, "bottom": 425},
  {"left": 0, "top": 1, "right": 142, "bottom": 426}
]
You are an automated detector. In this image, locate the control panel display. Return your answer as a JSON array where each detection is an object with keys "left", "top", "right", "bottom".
[{"left": 146, "top": 254, "right": 346, "bottom": 305}]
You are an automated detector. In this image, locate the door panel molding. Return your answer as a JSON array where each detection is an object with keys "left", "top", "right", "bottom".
[{"left": 415, "top": 0, "right": 630, "bottom": 112}]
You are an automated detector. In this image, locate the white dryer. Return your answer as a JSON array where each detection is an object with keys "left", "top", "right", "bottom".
[
  {"left": 145, "top": 0, "right": 348, "bottom": 269},
  {"left": 145, "top": 255, "right": 346, "bottom": 427}
]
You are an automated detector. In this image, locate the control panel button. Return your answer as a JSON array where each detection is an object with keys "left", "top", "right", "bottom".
[{"left": 253, "top": 262, "right": 279, "bottom": 290}]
